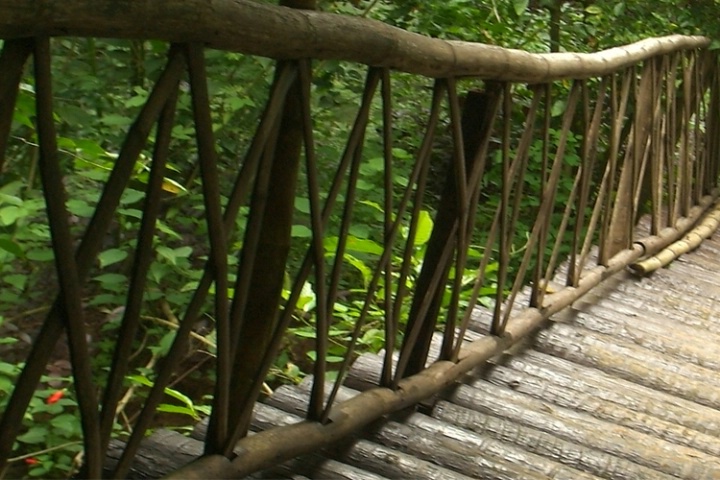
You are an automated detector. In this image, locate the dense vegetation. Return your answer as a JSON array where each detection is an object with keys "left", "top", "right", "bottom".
[{"left": 0, "top": 0, "right": 717, "bottom": 477}]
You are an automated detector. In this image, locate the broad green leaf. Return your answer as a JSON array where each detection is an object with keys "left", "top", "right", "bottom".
[
  {"left": 360, "top": 156, "right": 385, "bottom": 174},
  {"left": 346, "top": 236, "right": 383, "bottom": 255},
  {"left": 50, "top": 413, "right": 81, "bottom": 437},
  {"left": 413, "top": 210, "right": 434, "bottom": 246},
  {"left": 356, "top": 179, "right": 374, "bottom": 191},
  {"left": 17, "top": 426, "right": 47, "bottom": 444},
  {"left": 290, "top": 329, "right": 316, "bottom": 339},
  {"left": 513, "top": 0, "right": 529, "bottom": 16},
  {"left": 73, "top": 139, "right": 108, "bottom": 159},
  {"left": 117, "top": 208, "right": 143, "bottom": 219},
  {"left": 173, "top": 246, "right": 193, "bottom": 258},
  {"left": 551, "top": 99, "right": 567, "bottom": 117},
  {"left": 157, "top": 245, "right": 177, "bottom": 265},
  {"left": 0, "top": 206, "right": 21, "bottom": 226},
  {"left": 0, "top": 361, "right": 19, "bottom": 375},
  {"left": 0, "top": 238, "right": 24, "bottom": 258},
  {"left": 3, "top": 273, "right": 27, "bottom": 291},
  {"left": 294, "top": 197, "right": 311, "bottom": 214},
  {"left": 26, "top": 248, "right": 54, "bottom": 262},
  {"left": 66, "top": 199, "right": 95, "bottom": 218},
  {"left": 120, "top": 188, "right": 145, "bottom": 205},
  {"left": 98, "top": 248, "right": 128, "bottom": 268},
  {"left": 125, "top": 94, "right": 148, "bottom": 108},
  {"left": 0, "top": 192, "right": 23, "bottom": 206},
  {"left": 100, "top": 114, "right": 133, "bottom": 127},
  {"left": 291, "top": 225, "right": 312, "bottom": 238},
  {"left": 93, "top": 273, "right": 127, "bottom": 286}
]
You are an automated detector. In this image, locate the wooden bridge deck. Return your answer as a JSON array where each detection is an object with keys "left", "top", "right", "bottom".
[{"left": 114, "top": 225, "right": 720, "bottom": 479}]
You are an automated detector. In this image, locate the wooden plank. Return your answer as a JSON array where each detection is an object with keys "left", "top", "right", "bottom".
[
  {"left": 480, "top": 360, "right": 720, "bottom": 456},
  {"left": 267, "top": 384, "right": 594, "bottom": 480},
  {"left": 432, "top": 401, "right": 676, "bottom": 480},
  {"left": 499, "top": 349, "right": 720, "bottom": 437},
  {"left": 534, "top": 322, "right": 720, "bottom": 409},
  {"left": 447, "top": 381, "right": 720, "bottom": 479}
]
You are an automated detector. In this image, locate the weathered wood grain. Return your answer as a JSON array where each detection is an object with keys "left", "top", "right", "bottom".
[{"left": 0, "top": 1, "right": 710, "bottom": 80}]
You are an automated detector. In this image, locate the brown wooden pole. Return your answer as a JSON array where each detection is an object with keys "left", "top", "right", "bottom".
[
  {"left": 398, "top": 86, "right": 499, "bottom": 378},
  {"left": 222, "top": 0, "right": 316, "bottom": 453}
]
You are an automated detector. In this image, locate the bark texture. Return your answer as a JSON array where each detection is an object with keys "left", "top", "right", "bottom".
[{"left": 0, "top": 0, "right": 710, "bottom": 80}]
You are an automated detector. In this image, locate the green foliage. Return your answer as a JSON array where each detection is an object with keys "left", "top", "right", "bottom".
[{"left": 0, "top": 359, "right": 84, "bottom": 478}]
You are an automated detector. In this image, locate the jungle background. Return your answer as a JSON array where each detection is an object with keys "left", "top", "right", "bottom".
[{"left": 0, "top": 0, "right": 718, "bottom": 477}]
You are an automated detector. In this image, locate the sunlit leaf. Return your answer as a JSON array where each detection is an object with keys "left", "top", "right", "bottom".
[{"left": 513, "top": 0, "right": 529, "bottom": 16}]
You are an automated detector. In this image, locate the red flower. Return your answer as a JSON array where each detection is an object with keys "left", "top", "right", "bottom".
[
  {"left": 24, "top": 457, "right": 40, "bottom": 465},
  {"left": 46, "top": 390, "right": 65, "bottom": 404}
]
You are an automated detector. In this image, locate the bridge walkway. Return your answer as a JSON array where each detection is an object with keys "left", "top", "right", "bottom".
[
  {"left": 114, "top": 217, "right": 720, "bottom": 479},
  {"left": 259, "top": 226, "right": 720, "bottom": 480}
]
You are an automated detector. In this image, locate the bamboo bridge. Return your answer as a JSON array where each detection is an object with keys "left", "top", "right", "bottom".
[{"left": 1, "top": 1, "right": 720, "bottom": 479}]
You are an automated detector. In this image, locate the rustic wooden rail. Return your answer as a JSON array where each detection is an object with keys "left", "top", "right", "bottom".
[{"left": 0, "top": 1, "right": 718, "bottom": 478}]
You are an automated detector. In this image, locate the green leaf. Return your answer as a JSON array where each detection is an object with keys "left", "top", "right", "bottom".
[
  {"left": 290, "top": 329, "right": 316, "bottom": 339},
  {"left": 513, "top": 0, "right": 529, "bottom": 16},
  {"left": 0, "top": 375, "right": 14, "bottom": 393},
  {"left": 413, "top": 210, "right": 434, "bottom": 247},
  {"left": 0, "top": 192, "right": 23, "bottom": 206},
  {"left": 73, "top": 139, "right": 108, "bottom": 160},
  {"left": 93, "top": 273, "right": 128, "bottom": 292},
  {"left": 125, "top": 94, "right": 149, "bottom": 108},
  {"left": 26, "top": 248, "right": 54, "bottom": 262},
  {"left": 345, "top": 236, "right": 384, "bottom": 255},
  {"left": 50, "top": 413, "right": 81, "bottom": 437},
  {"left": 156, "top": 404, "right": 198, "bottom": 419},
  {"left": 100, "top": 114, "right": 133, "bottom": 127},
  {"left": 127, "top": 374, "right": 153, "bottom": 388},
  {"left": 0, "top": 206, "right": 21, "bottom": 226},
  {"left": 343, "top": 253, "right": 372, "bottom": 285},
  {"left": 551, "top": 99, "right": 567, "bottom": 117},
  {"left": 0, "top": 361, "right": 19, "bottom": 376},
  {"left": 98, "top": 248, "right": 128, "bottom": 268},
  {"left": 162, "top": 387, "right": 194, "bottom": 408},
  {"left": 66, "top": 199, "right": 95, "bottom": 218},
  {"left": 117, "top": 208, "right": 143, "bottom": 219},
  {"left": 17, "top": 426, "right": 47, "bottom": 444},
  {"left": 585, "top": 5, "right": 602, "bottom": 14},
  {"left": 120, "top": 188, "right": 145, "bottom": 205},
  {"left": 0, "top": 238, "right": 24, "bottom": 258},
  {"left": 291, "top": 225, "right": 312, "bottom": 238},
  {"left": 3, "top": 273, "right": 28, "bottom": 291},
  {"left": 294, "top": 197, "right": 311, "bottom": 214},
  {"left": 156, "top": 245, "right": 177, "bottom": 265},
  {"left": 156, "top": 330, "right": 176, "bottom": 357}
]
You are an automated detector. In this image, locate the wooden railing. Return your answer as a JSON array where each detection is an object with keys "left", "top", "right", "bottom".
[{"left": 0, "top": 1, "right": 718, "bottom": 478}]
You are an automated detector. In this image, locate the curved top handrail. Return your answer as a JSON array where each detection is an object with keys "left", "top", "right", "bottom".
[{"left": 0, "top": 0, "right": 710, "bottom": 81}]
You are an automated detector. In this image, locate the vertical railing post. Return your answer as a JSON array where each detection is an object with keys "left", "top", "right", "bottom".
[
  {"left": 397, "top": 85, "right": 500, "bottom": 378},
  {"left": 214, "top": 0, "right": 317, "bottom": 453},
  {"left": 606, "top": 60, "right": 655, "bottom": 258}
]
